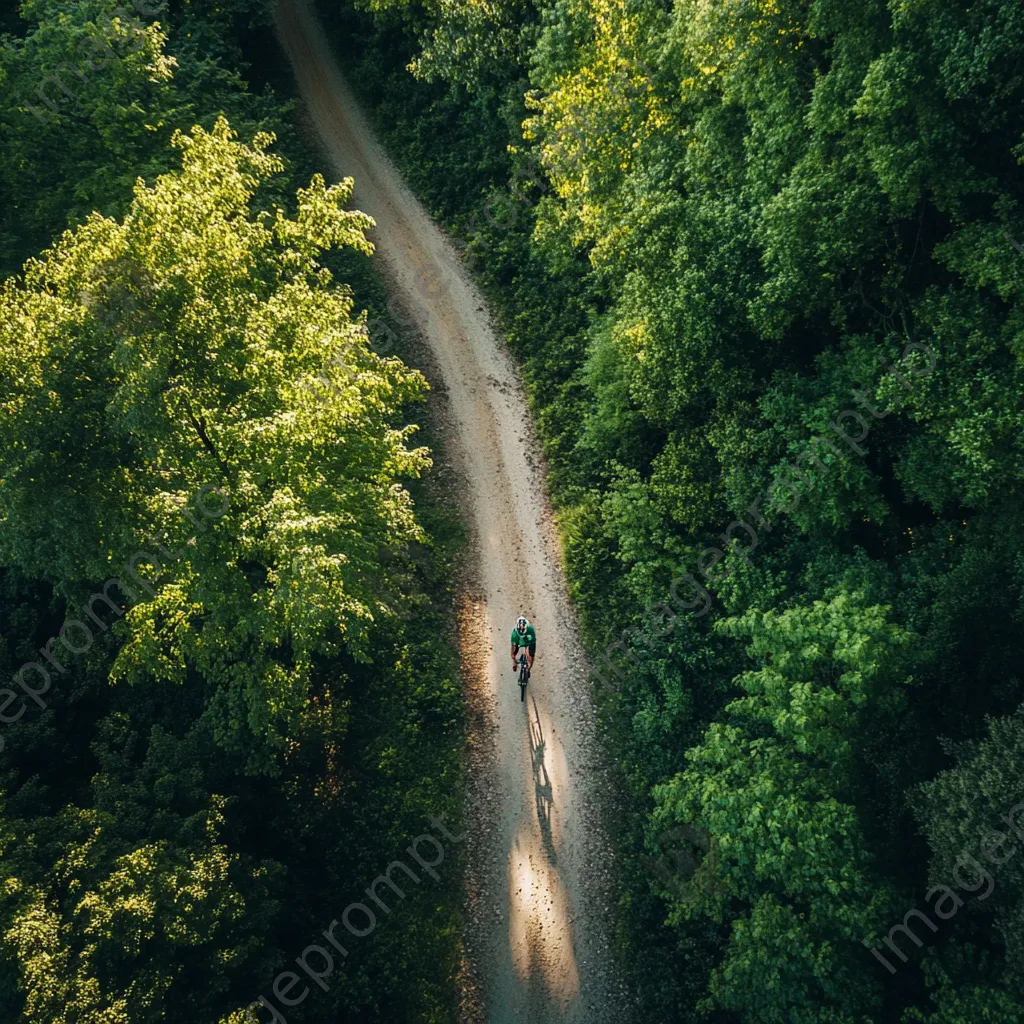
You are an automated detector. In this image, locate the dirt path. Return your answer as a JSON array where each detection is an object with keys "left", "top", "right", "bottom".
[{"left": 275, "top": 4, "right": 631, "bottom": 1020}]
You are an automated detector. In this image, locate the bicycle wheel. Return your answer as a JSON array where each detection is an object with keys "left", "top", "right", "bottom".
[{"left": 519, "top": 659, "right": 527, "bottom": 701}]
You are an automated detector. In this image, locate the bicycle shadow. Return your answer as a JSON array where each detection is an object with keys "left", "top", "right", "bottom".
[{"left": 528, "top": 694, "right": 557, "bottom": 865}]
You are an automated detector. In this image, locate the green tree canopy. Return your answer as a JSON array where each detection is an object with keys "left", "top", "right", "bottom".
[{"left": 0, "top": 117, "right": 431, "bottom": 763}]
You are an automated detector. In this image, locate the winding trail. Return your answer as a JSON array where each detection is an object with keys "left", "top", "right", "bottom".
[{"left": 275, "top": 4, "right": 631, "bottom": 1020}]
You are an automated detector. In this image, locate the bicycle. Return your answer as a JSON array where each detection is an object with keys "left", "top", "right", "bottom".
[{"left": 518, "top": 649, "right": 530, "bottom": 701}]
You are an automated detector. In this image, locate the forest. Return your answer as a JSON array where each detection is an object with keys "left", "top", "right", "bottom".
[
  {"left": 319, "top": 0, "right": 1024, "bottom": 1019},
  {"left": 2, "top": 0, "right": 1024, "bottom": 1021},
  {"left": 0, "top": 2, "right": 464, "bottom": 1021}
]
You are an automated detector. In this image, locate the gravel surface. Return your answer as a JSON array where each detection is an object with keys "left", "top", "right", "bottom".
[{"left": 276, "top": 4, "right": 634, "bottom": 1019}]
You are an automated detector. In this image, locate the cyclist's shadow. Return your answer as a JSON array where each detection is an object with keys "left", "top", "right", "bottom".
[{"left": 528, "top": 695, "right": 557, "bottom": 865}]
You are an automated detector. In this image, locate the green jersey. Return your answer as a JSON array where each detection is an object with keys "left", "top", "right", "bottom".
[{"left": 511, "top": 623, "right": 536, "bottom": 647}]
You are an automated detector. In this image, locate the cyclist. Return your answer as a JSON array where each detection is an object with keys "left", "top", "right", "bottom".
[{"left": 510, "top": 616, "right": 536, "bottom": 678}]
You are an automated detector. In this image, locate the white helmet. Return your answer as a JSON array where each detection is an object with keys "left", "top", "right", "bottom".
[{"left": 516, "top": 616, "right": 528, "bottom": 632}]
